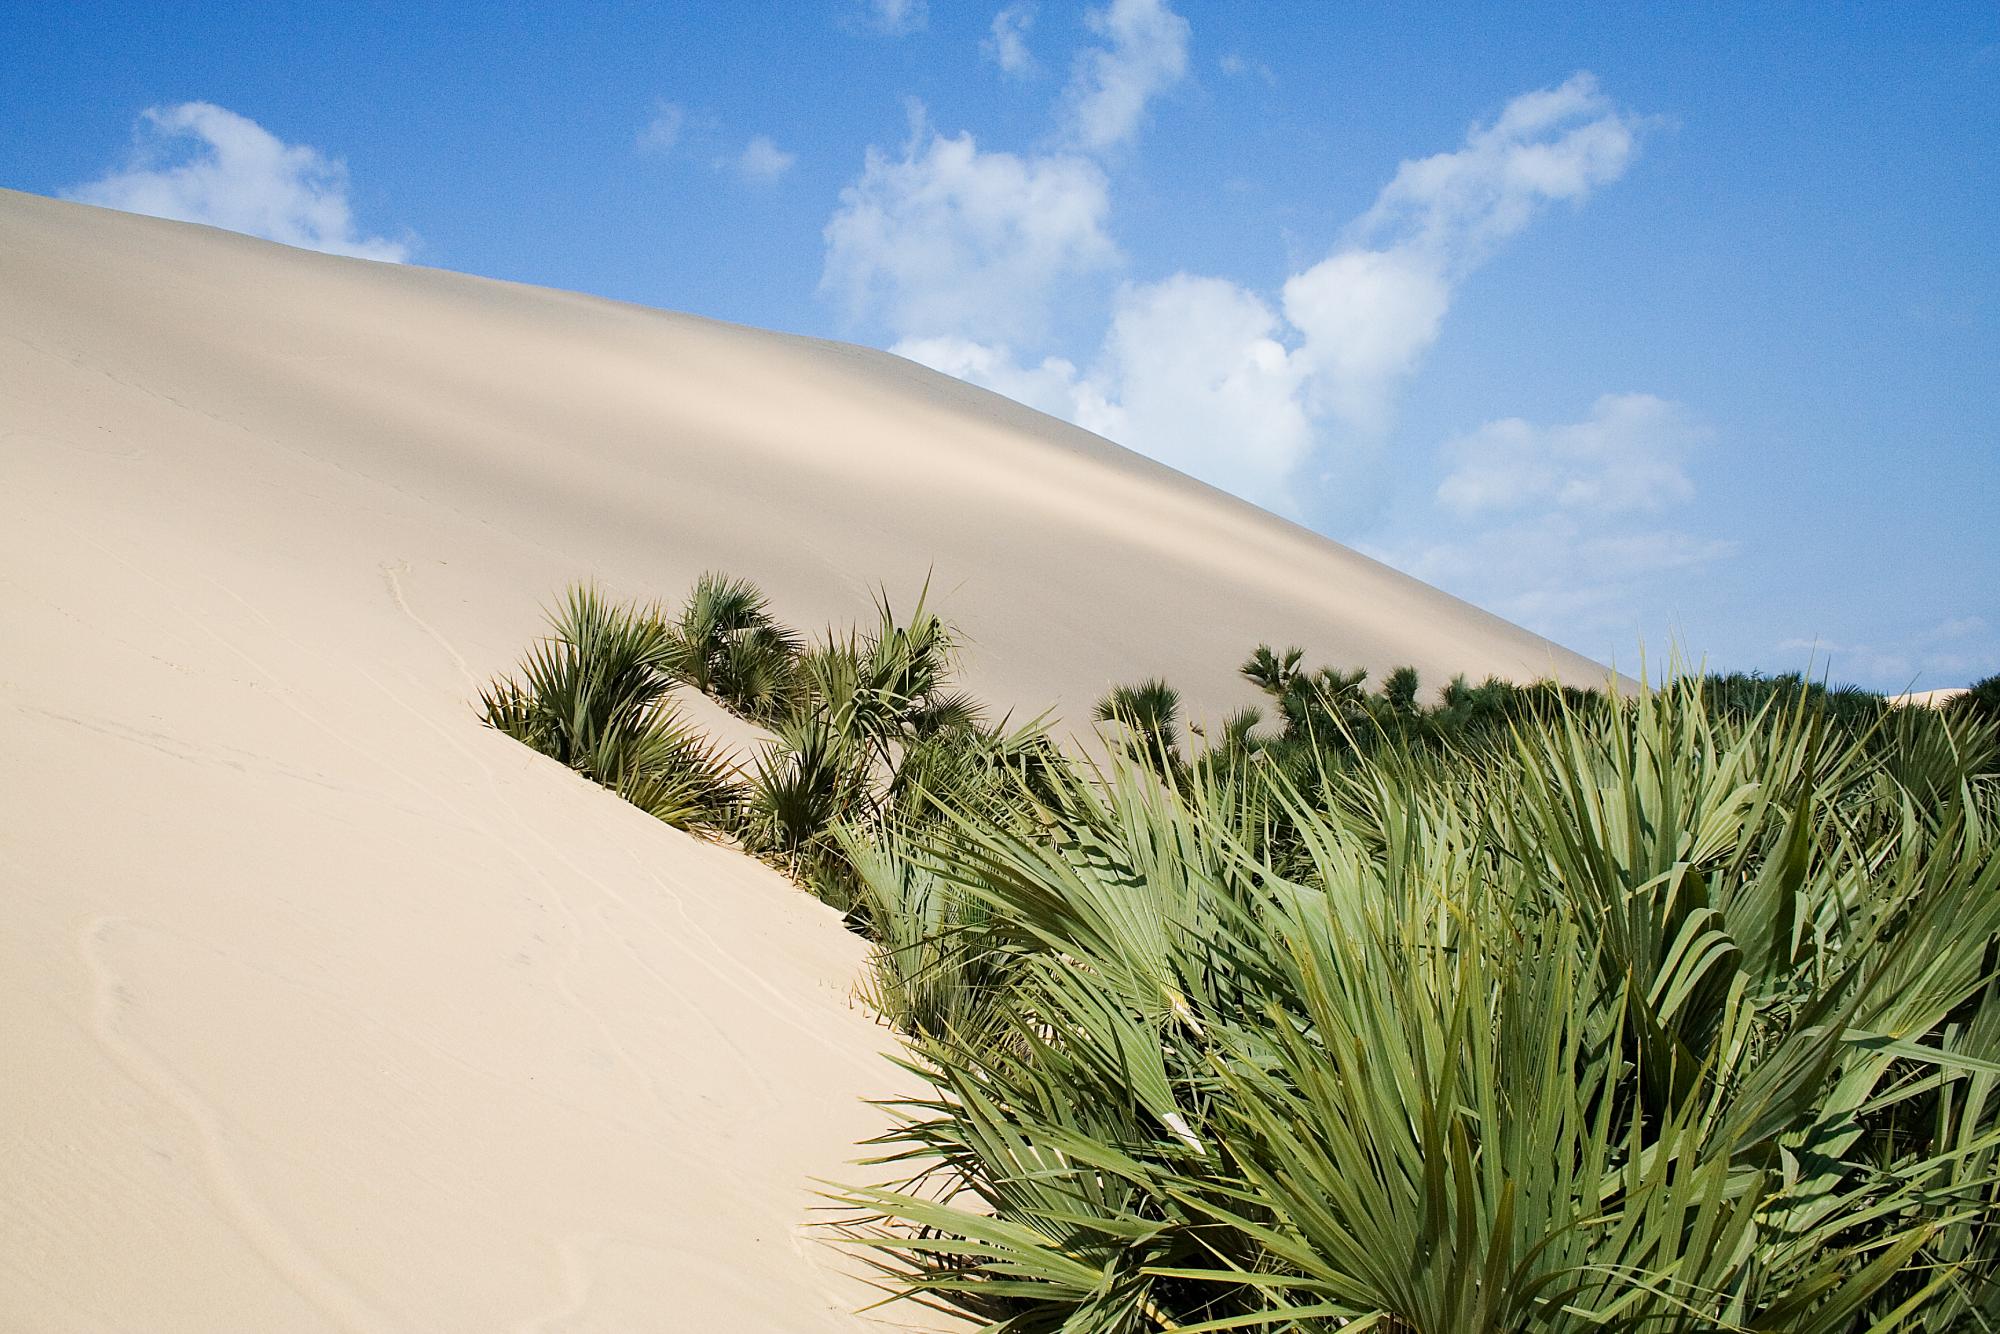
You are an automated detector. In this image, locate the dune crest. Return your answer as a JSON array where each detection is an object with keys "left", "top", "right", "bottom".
[{"left": 0, "top": 189, "right": 1598, "bottom": 1331}]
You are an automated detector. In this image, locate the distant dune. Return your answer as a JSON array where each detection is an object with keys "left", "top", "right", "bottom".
[
  {"left": 0, "top": 189, "right": 1605, "bottom": 1331},
  {"left": 1886, "top": 688, "right": 1968, "bottom": 708}
]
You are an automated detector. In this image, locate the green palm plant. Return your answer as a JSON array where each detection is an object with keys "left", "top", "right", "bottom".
[
  {"left": 746, "top": 712, "right": 868, "bottom": 855},
  {"left": 793, "top": 584, "right": 970, "bottom": 754},
  {"left": 857, "top": 582, "right": 976, "bottom": 754},
  {"left": 1381, "top": 663, "right": 1421, "bottom": 715},
  {"left": 717, "top": 625, "right": 801, "bottom": 721},
  {"left": 1095, "top": 678, "right": 1186, "bottom": 778},
  {"left": 842, "top": 821, "right": 1015, "bottom": 1043},
  {"left": 664, "top": 571, "right": 803, "bottom": 721},
  {"left": 835, "top": 674, "right": 2000, "bottom": 1332},
  {"left": 1949, "top": 673, "right": 2000, "bottom": 733},
  {"left": 1270, "top": 665, "right": 1369, "bottom": 744},
  {"left": 1700, "top": 670, "right": 1886, "bottom": 732},
  {"left": 1241, "top": 644, "right": 1305, "bottom": 698},
  {"left": 758, "top": 584, "right": 996, "bottom": 912},
  {"left": 887, "top": 715, "right": 1055, "bottom": 824},
  {"left": 479, "top": 584, "right": 740, "bottom": 833},
  {"left": 1213, "top": 705, "right": 1265, "bottom": 759},
  {"left": 1240, "top": 645, "right": 1366, "bottom": 741},
  {"left": 744, "top": 711, "right": 873, "bottom": 909}
]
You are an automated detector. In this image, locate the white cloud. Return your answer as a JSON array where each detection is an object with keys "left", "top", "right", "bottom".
[
  {"left": 64, "top": 102, "right": 409, "bottom": 261},
  {"left": 821, "top": 118, "right": 1116, "bottom": 344},
  {"left": 641, "top": 106, "right": 788, "bottom": 180},
  {"left": 1284, "top": 73, "right": 1639, "bottom": 433},
  {"left": 735, "top": 135, "right": 797, "bottom": 181},
  {"left": 1375, "top": 396, "right": 1729, "bottom": 651},
  {"left": 828, "top": 73, "right": 1641, "bottom": 515},
  {"left": 896, "top": 275, "right": 1312, "bottom": 508},
  {"left": 1077, "top": 276, "right": 1314, "bottom": 504},
  {"left": 637, "top": 102, "right": 685, "bottom": 155},
  {"left": 1059, "top": 0, "right": 1191, "bottom": 151},
  {"left": 1356, "top": 73, "right": 1638, "bottom": 263},
  {"left": 1436, "top": 393, "right": 1700, "bottom": 517},
  {"left": 985, "top": 4, "right": 1038, "bottom": 77},
  {"left": 861, "top": 0, "right": 927, "bottom": 35},
  {"left": 1281, "top": 249, "right": 1451, "bottom": 433},
  {"left": 891, "top": 336, "right": 1092, "bottom": 420},
  {"left": 1388, "top": 516, "right": 1733, "bottom": 647}
]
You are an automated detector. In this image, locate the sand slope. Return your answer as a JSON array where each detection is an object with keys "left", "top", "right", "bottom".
[{"left": 0, "top": 189, "right": 1603, "bottom": 1332}]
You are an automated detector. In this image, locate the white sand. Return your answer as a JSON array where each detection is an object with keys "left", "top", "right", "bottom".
[
  {"left": 0, "top": 189, "right": 1607, "bottom": 1332},
  {"left": 1887, "top": 688, "right": 1967, "bottom": 708}
]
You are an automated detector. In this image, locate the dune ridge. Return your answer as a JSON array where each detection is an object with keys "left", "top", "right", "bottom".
[{"left": 0, "top": 188, "right": 1601, "bottom": 1332}]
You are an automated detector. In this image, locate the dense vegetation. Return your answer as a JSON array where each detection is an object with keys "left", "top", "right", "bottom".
[
  {"left": 482, "top": 577, "right": 2000, "bottom": 1332},
  {"left": 1952, "top": 673, "right": 2000, "bottom": 731}
]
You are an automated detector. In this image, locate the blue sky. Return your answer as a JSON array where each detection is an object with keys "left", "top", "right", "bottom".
[{"left": 4, "top": 1, "right": 1995, "bottom": 689}]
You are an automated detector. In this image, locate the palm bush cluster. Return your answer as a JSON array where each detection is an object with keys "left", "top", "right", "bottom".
[
  {"left": 747, "top": 585, "right": 1051, "bottom": 913},
  {"left": 481, "top": 575, "right": 1051, "bottom": 918},
  {"left": 1098, "top": 649, "right": 1599, "bottom": 784},
  {"left": 1094, "top": 678, "right": 1191, "bottom": 778},
  {"left": 1703, "top": 670, "right": 1893, "bottom": 730},
  {"left": 479, "top": 584, "right": 740, "bottom": 833},
  {"left": 838, "top": 680, "right": 2000, "bottom": 1332},
  {"left": 660, "top": 571, "right": 805, "bottom": 722},
  {"left": 1951, "top": 674, "right": 2000, "bottom": 731}
]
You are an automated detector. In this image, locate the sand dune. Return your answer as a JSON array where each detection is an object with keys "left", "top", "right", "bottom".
[
  {"left": 0, "top": 189, "right": 1605, "bottom": 1332},
  {"left": 1888, "top": 688, "right": 1967, "bottom": 709}
]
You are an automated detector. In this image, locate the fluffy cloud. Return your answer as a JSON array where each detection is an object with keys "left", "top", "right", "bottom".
[
  {"left": 64, "top": 102, "right": 409, "bottom": 261},
  {"left": 1285, "top": 72, "right": 1638, "bottom": 432},
  {"left": 1377, "top": 396, "right": 1730, "bottom": 651},
  {"left": 897, "top": 276, "right": 1313, "bottom": 507},
  {"left": 1281, "top": 249, "right": 1451, "bottom": 433},
  {"left": 889, "top": 336, "right": 1094, "bottom": 421},
  {"left": 1184, "top": 72, "right": 1638, "bottom": 471},
  {"left": 735, "top": 135, "right": 797, "bottom": 181},
  {"left": 1059, "top": 0, "right": 1191, "bottom": 150},
  {"left": 820, "top": 4, "right": 1184, "bottom": 349},
  {"left": 1356, "top": 73, "right": 1638, "bottom": 263},
  {"left": 985, "top": 4, "right": 1038, "bottom": 77},
  {"left": 1090, "top": 277, "right": 1317, "bottom": 503},
  {"left": 830, "top": 69, "right": 1640, "bottom": 514},
  {"left": 637, "top": 102, "right": 685, "bottom": 155},
  {"left": 821, "top": 120, "right": 1117, "bottom": 344},
  {"left": 1436, "top": 393, "right": 1700, "bottom": 516}
]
